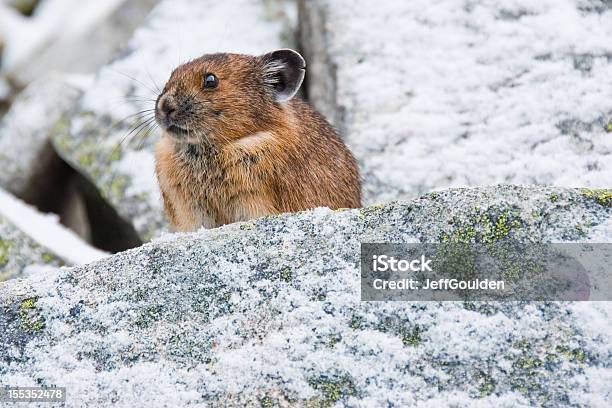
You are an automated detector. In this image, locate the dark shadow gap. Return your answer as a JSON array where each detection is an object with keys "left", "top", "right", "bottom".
[
  {"left": 295, "top": 1, "right": 309, "bottom": 102},
  {"left": 9, "top": 0, "right": 40, "bottom": 17},
  {"left": 18, "top": 141, "right": 142, "bottom": 253}
]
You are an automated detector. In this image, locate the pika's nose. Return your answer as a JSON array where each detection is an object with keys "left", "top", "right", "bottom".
[{"left": 157, "top": 94, "right": 178, "bottom": 120}]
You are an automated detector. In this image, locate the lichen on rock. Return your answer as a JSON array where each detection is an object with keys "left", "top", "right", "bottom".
[{"left": 0, "top": 214, "right": 62, "bottom": 282}]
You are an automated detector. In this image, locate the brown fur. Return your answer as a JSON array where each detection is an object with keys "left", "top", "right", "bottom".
[{"left": 154, "top": 52, "right": 361, "bottom": 231}]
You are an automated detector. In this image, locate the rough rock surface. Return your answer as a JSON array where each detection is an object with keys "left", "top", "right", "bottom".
[
  {"left": 1, "top": 186, "right": 611, "bottom": 407},
  {"left": 51, "top": 0, "right": 295, "bottom": 241},
  {"left": 300, "top": 0, "right": 612, "bottom": 203},
  {"left": 0, "top": 213, "right": 61, "bottom": 282}
]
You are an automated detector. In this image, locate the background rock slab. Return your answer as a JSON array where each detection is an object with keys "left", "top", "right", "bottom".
[
  {"left": 300, "top": 0, "right": 612, "bottom": 203},
  {"left": 0, "top": 75, "right": 82, "bottom": 196},
  {"left": 1, "top": 185, "right": 610, "bottom": 406},
  {"left": 0, "top": 0, "right": 159, "bottom": 87}
]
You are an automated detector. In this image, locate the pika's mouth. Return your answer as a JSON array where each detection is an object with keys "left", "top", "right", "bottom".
[{"left": 166, "top": 124, "right": 190, "bottom": 137}]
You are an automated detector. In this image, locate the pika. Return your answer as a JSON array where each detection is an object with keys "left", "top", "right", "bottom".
[{"left": 154, "top": 49, "right": 361, "bottom": 231}]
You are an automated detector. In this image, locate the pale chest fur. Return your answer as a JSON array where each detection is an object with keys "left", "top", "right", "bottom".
[{"left": 154, "top": 135, "right": 277, "bottom": 231}]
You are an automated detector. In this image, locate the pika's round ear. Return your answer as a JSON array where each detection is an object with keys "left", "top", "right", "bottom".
[{"left": 261, "top": 49, "right": 306, "bottom": 103}]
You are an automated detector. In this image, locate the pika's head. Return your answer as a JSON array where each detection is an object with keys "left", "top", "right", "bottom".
[{"left": 155, "top": 49, "right": 305, "bottom": 145}]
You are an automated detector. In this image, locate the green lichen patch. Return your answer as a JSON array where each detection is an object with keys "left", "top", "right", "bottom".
[
  {"left": 513, "top": 339, "right": 531, "bottom": 351},
  {"left": 549, "top": 192, "right": 559, "bottom": 203},
  {"left": 555, "top": 345, "right": 587, "bottom": 363},
  {"left": 259, "top": 395, "right": 274, "bottom": 407},
  {"left": 133, "top": 304, "right": 164, "bottom": 329},
  {"left": 333, "top": 207, "right": 351, "bottom": 212},
  {"left": 279, "top": 266, "right": 293, "bottom": 282},
  {"left": 510, "top": 355, "right": 545, "bottom": 397},
  {"left": 349, "top": 315, "right": 364, "bottom": 330},
  {"left": 401, "top": 325, "right": 422, "bottom": 346},
  {"left": 41, "top": 252, "right": 55, "bottom": 263},
  {"left": 0, "top": 216, "right": 63, "bottom": 281},
  {"left": 107, "top": 147, "right": 122, "bottom": 162},
  {"left": 163, "top": 328, "right": 216, "bottom": 366},
  {"left": 371, "top": 316, "right": 424, "bottom": 347},
  {"left": 102, "top": 174, "right": 130, "bottom": 200},
  {"left": 580, "top": 188, "right": 612, "bottom": 207},
  {"left": 326, "top": 333, "right": 342, "bottom": 348},
  {"left": 505, "top": 334, "right": 589, "bottom": 402},
  {"left": 515, "top": 356, "right": 543, "bottom": 370},
  {"left": 474, "top": 370, "right": 496, "bottom": 397},
  {"left": 49, "top": 114, "right": 73, "bottom": 150},
  {"left": 240, "top": 223, "right": 254, "bottom": 231},
  {"left": 462, "top": 301, "right": 500, "bottom": 316},
  {"left": 441, "top": 205, "right": 523, "bottom": 244},
  {"left": 0, "top": 239, "right": 13, "bottom": 265},
  {"left": 307, "top": 374, "right": 357, "bottom": 407},
  {"left": 18, "top": 297, "right": 45, "bottom": 332},
  {"left": 359, "top": 203, "right": 386, "bottom": 217}
]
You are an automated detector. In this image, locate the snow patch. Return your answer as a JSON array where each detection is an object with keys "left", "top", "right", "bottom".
[{"left": 0, "top": 188, "right": 108, "bottom": 265}]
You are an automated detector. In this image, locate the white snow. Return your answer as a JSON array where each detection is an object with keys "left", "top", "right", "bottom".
[
  {"left": 22, "top": 263, "right": 61, "bottom": 278},
  {"left": 0, "top": 187, "right": 108, "bottom": 265},
  {"left": 62, "top": 73, "right": 95, "bottom": 91},
  {"left": 586, "top": 216, "right": 612, "bottom": 242}
]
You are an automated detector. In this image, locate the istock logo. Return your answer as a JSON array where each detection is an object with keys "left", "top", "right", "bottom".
[{"left": 372, "top": 254, "right": 432, "bottom": 272}]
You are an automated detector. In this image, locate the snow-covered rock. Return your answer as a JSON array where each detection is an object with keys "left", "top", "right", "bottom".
[
  {"left": 300, "top": 0, "right": 612, "bottom": 204},
  {"left": 51, "top": 0, "right": 295, "bottom": 241},
  {"left": 0, "top": 0, "right": 158, "bottom": 86},
  {"left": 0, "top": 74, "right": 82, "bottom": 195},
  {"left": 0, "top": 187, "right": 107, "bottom": 281},
  {"left": 0, "top": 187, "right": 66, "bottom": 281},
  {"left": 0, "top": 212, "right": 60, "bottom": 282},
  {"left": 1, "top": 185, "right": 610, "bottom": 406}
]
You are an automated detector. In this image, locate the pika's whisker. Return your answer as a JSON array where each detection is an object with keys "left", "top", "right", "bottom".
[
  {"left": 124, "top": 117, "right": 157, "bottom": 145},
  {"left": 135, "top": 122, "right": 158, "bottom": 151},
  {"left": 112, "top": 69, "right": 159, "bottom": 96},
  {"left": 144, "top": 66, "right": 163, "bottom": 95},
  {"left": 107, "top": 116, "right": 155, "bottom": 160}
]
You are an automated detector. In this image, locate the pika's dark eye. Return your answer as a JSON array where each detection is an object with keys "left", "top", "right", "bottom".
[{"left": 203, "top": 73, "right": 218, "bottom": 89}]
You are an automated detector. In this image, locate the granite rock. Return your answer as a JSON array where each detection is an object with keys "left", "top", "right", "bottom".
[
  {"left": 300, "top": 0, "right": 612, "bottom": 203},
  {"left": 1, "top": 185, "right": 610, "bottom": 406}
]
